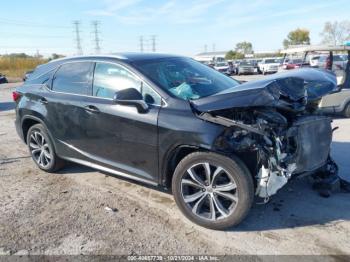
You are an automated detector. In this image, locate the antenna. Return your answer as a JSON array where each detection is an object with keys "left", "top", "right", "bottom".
[
  {"left": 92, "top": 21, "right": 101, "bottom": 54},
  {"left": 73, "top": 20, "right": 83, "bottom": 55}
]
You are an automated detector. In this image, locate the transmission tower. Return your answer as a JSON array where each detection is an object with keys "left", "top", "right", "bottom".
[
  {"left": 73, "top": 21, "right": 83, "bottom": 55},
  {"left": 139, "top": 36, "right": 144, "bottom": 52},
  {"left": 92, "top": 21, "right": 101, "bottom": 54},
  {"left": 151, "top": 35, "right": 156, "bottom": 52}
]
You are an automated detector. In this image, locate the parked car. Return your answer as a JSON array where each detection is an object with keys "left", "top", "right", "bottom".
[
  {"left": 280, "top": 58, "right": 304, "bottom": 70},
  {"left": 236, "top": 61, "right": 255, "bottom": 75},
  {"left": 317, "top": 55, "right": 347, "bottom": 71},
  {"left": 23, "top": 70, "right": 34, "bottom": 81},
  {"left": 319, "top": 87, "right": 350, "bottom": 117},
  {"left": 0, "top": 73, "right": 8, "bottom": 84},
  {"left": 309, "top": 55, "right": 323, "bottom": 67},
  {"left": 258, "top": 58, "right": 281, "bottom": 74},
  {"left": 14, "top": 54, "right": 339, "bottom": 229},
  {"left": 213, "top": 62, "right": 230, "bottom": 75}
]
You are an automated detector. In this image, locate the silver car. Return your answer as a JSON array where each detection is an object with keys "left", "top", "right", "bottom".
[{"left": 237, "top": 61, "right": 254, "bottom": 75}]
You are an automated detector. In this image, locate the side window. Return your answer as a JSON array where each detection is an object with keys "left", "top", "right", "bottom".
[
  {"left": 52, "top": 62, "right": 93, "bottom": 95},
  {"left": 93, "top": 63, "right": 141, "bottom": 99},
  {"left": 93, "top": 62, "right": 162, "bottom": 105},
  {"left": 141, "top": 82, "right": 162, "bottom": 105}
]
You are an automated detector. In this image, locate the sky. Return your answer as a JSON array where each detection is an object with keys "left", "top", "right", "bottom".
[{"left": 0, "top": 0, "right": 349, "bottom": 57}]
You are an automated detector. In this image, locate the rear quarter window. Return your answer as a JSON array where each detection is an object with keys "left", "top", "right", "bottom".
[{"left": 52, "top": 62, "right": 93, "bottom": 95}]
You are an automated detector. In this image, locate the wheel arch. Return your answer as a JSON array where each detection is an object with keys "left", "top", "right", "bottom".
[
  {"left": 161, "top": 145, "right": 204, "bottom": 188},
  {"left": 21, "top": 115, "right": 57, "bottom": 151},
  {"left": 161, "top": 144, "right": 255, "bottom": 189}
]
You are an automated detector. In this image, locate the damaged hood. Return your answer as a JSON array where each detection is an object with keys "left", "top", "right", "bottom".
[{"left": 192, "top": 68, "right": 337, "bottom": 112}]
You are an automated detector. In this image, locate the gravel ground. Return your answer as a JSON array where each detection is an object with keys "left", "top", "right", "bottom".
[{"left": 0, "top": 82, "right": 350, "bottom": 256}]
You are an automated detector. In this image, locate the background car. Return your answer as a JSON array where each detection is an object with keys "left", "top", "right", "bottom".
[
  {"left": 23, "top": 70, "right": 34, "bottom": 81},
  {"left": 236, "top": 61, "right": 255, "bottom": 75},
  {"left": 317, "top": 55, "right": 347, "bottom": 70},
  {"left": 281, "top": 58, "right": 304, "bottom": 70},
  {"left": 0, "top": 73, "right": 8, "bottom": 84},
  {"left": 258, "top": 58, "right": 281, "bottom": 74},
  {"left": 213, "top": 61, "right": 230, "bottom": 75}
]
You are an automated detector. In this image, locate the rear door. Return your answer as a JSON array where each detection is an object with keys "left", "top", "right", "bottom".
[
  {"left": 44, "top": 61, "right": 94, "bottom": 159},
  {"left": 79, "top": 62, "right": 162, "bottom": 183}
]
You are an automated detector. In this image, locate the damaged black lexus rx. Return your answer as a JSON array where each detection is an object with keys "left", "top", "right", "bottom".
[{"left": 14, "top": 54, "right": 341, "bottom": 229}]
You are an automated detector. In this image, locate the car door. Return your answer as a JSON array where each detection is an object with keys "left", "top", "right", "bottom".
[
  {"left": 79, "top": 62, "right": 162, "bottom": 183},
  {"left": 44, "top": 61, "right": 95, "bottom": 159}
]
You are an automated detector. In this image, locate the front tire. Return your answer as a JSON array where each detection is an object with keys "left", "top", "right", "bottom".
[
  {"left": 27, "top": 124, "right": 65, "bottom": 172},
  {"left": 172, "top": 152, "right": 254, "bottom": 230}
]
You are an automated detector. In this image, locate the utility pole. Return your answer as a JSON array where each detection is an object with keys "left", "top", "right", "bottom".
[
  {"left": 73, "top": 21, "right": 83, "bottom": 55},
  {"left": 151, "top": 35, "right": 156, "bottom": 52},
  {"left": 92, "top": 21, "right": 101, "bottom": 54},
  {"left": 139, "top": 36, "right": 144, "bottom": 52}
]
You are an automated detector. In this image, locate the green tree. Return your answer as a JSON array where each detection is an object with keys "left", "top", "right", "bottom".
[
  {"left": 225, "top": 50, "right": 244, "bottom": 60},
  {"left": 235, "top": 41, "right": 253, "bottom": 55},
  {"left": 283, "top": 28, "right": 310, "bottom": 49},
  {"left": 320, "top": 20, "right": 350, "bottom": 45}
]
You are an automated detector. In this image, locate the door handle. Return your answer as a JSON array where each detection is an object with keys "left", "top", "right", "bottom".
[
  {"left": 84, "top": 105, "right": 100, "bottom": 113},
  {"left": 39, "top": 98, "right": 48, "bottom": 104}
]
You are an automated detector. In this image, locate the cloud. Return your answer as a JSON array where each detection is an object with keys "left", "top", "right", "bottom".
[
  {"left": 85, "top": 0, "right": 142, "bottom": 16},
  {"left": 85, "top": 0, "right": 227, "bottom": 25}
]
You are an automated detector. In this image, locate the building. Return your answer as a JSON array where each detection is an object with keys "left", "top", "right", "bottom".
[{"left": 193, "top": 51, "right": 228, "bottom": 63}]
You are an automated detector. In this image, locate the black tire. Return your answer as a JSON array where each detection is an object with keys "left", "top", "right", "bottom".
[
  {"left": 343, "top": 102, "right": 350, "bottom": 118},
  {"left": 27, "top": 124, "right": 65, "bottom": 172},
  {"left": 172, "top": 152, "right": 254, "bottom": 230}
]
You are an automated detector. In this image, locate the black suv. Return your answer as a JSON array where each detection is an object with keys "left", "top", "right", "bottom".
[{"left": 14, "top": 53, "right": 338, "bottom": 229}]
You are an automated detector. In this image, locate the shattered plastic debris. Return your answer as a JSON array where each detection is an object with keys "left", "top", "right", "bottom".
[
  {"left": 256, "top": 165, "right": 289, "bottom": 199},
  {"left": 104, "top": 206, "right": 118, "bottom": 213}
]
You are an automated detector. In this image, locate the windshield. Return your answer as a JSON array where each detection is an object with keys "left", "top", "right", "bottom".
[
  {"left": 132, "top": 57, "right": 240, "bottom": 100},
  {"left": 216, "top": 62, "right": 227, "bottom": 67},
  {"left": 265, "top": 59, "right": 278, "bottom": 63}
]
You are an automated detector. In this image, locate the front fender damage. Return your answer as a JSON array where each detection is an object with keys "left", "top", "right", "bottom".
[{"left": 198, "top": 109, "right": 344, "bottom": 200}]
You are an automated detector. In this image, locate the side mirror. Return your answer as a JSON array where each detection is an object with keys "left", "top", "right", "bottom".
[{"left": 113, "top": 88, "right": 149, "bottom": 113}]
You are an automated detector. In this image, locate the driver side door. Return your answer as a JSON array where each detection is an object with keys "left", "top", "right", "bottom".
[{"left": 80, "top": 62, "right": 162, "bottom": 184}]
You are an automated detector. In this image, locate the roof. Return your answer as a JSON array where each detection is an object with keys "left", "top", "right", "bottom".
[
  {"left": 49, "top": 52, "right": 183, "bottom": 64},
  {"left": 281, "top": 45, "right": 350, "bottom": 54}
]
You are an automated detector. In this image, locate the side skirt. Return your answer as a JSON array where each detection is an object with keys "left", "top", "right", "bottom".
[{"left": 61, "top": 156, "right": 158, "bottom": 187}]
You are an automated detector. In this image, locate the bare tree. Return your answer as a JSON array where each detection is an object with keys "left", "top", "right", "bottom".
[{"left": 320, "top": 20, "right": 350, "bottom": 45}]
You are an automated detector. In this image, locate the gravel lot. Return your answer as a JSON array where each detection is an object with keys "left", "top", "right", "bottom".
[{"left": 0, "top": 81, "right": 350, "bottom": 256}]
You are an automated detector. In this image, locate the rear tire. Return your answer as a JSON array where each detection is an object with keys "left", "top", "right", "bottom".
[
  {"left": 27, "top": 124, "right": 65, "bottom": 172},
  {"left": 172, "top": 152, "right": 254, "bottom": 230}
]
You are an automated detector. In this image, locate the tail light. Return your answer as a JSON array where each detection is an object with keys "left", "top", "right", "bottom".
[{"left": 12, "top": 91, "right": 22, "bottom": 102}]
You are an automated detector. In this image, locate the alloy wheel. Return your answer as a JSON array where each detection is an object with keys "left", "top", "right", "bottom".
[
  {"left": 29, "top": 131, "right": 52, "bottom": 168},
  {"left": 180, "top": 162, "right": 238, "bottom": 221}
]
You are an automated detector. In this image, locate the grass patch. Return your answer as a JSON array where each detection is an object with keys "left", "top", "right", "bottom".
[{"left": 0, "top": 57, "right": 48, "bottom": 78}]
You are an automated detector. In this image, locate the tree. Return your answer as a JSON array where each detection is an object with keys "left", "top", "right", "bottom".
[
  {"left": 50, "top": 53, "right": 65, "bottom": 60},
  {"left": 235, "top": 41, "right": 253, "bottom": 55},
  {"left": 283, "top": 28, "right": 310, "bottom": 49},
  {"left": 320, "top": 20, "right": 350, "bottom": 45},
  {"left": 225, "top": 50, "right": 244, "bottom": 60}
]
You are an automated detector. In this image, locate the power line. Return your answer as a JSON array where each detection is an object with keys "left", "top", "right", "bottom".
[
  {"left": 73, "top": 21, "right": 83, "bottom": 55},
  {"left": 92, "top": 21, "right": 101, "bottom": 54}
]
